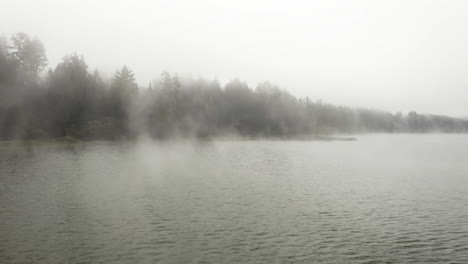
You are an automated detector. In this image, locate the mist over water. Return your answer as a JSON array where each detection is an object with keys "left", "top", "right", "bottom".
[
  {"left": 2, "top": 1, "right": 468, "bottom": 263},
  {"left": 1, "top": 135, "right": 468, "bottom": 263}
]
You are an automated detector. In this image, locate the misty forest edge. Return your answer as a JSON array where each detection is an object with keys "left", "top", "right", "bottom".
[{"left": 1, "top": 32, "right": 468, "bottom": 141}]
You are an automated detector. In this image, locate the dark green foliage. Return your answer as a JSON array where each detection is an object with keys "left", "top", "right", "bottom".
[{"left": 1, "top": 32, "right": 468, "bottom": 141}]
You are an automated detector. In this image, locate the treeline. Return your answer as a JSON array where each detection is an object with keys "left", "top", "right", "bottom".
[{"left": 1, "top": 33, "right": 467, "bottom": 140}]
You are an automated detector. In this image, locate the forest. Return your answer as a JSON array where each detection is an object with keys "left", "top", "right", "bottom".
[{"left": 1, "top": 32, "right": 468, "bottom": 141}]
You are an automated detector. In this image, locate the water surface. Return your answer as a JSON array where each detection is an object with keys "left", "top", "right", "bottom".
[{"left": 1, "top": 135, "right": 468, "bottom": 263}]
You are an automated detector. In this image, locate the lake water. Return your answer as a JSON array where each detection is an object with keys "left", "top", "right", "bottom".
[{"left": 1, "top": 135, "right": 468, "bottom": 263}]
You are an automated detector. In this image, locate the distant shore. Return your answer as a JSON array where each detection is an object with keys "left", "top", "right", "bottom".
[
  {"left": 0, "top": 137, "right": 106, "bottom": 148},
  {"left": 0, "top": 135, "right": 357, "bottom": 148},
  {"left": 213, "top": 135, "right": 357, "bottom": 142}
]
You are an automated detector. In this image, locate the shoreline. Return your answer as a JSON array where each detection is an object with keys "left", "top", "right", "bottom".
[{"left": 0, "top": 135, "right": 357, "bottom": 148}]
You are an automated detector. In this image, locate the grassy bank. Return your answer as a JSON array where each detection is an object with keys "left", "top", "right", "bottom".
[
  {"left": 0, "top": 134, "right": 357, "bottom": 149},
  {"left": 0, "top": 137, "right": 93, "bottom": 149}
]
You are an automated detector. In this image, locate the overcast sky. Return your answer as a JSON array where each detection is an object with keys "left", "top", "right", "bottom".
[{"left": 2, "top": 0, "right": 468, "bottom": 116}]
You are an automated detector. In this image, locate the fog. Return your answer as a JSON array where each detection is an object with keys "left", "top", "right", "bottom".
[
  {"left": 4, "top": 3, "right": 468, "bottom": 262},
  {"left": 2, "top": 0, "right": 468, "bottom": 116}
]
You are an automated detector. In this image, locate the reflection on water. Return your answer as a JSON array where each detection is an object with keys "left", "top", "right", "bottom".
[{"left": 1, "top": 135, "right": 468, "bottom": 263}]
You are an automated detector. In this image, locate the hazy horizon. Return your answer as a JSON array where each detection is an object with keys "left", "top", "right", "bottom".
[
  {"left": 2, "top": 0, "right": 468, "bottom": 116},
  {"left": 3, "top": 2, "right": 468, "bottom": 262}
]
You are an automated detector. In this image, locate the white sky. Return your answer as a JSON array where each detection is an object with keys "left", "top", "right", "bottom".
[{"left": 2, "top": 0, "right": 468, "bottom": 116}]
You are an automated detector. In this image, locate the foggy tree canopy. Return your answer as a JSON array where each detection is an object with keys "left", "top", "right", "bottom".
[{"left": 1, "top": 33, "right": 468, "bottom": 140}]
